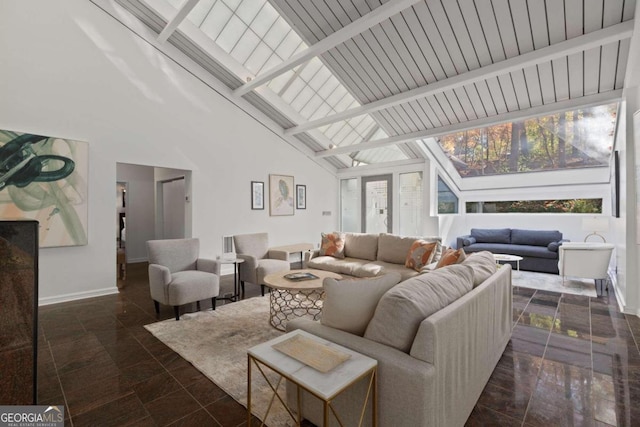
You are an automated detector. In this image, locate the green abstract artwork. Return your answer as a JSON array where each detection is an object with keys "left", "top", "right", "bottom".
[{"left": 0, "top": 129, "right": 88, "bottom": 247}]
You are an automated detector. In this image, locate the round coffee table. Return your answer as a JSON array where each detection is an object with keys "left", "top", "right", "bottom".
[
  {"left": 263, "top": 269, "right": 342, "bottom": 331},
  {"left": 493, "top": 253, "right": 523, "bottom": 270}
]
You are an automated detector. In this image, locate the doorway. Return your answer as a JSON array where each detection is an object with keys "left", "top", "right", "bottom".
[
  {"left": 116, "top": 182, "right": 127, "bottom": 282},
  {"left": 160, "top": 177, "right": 186, "bottom": 239},
  {"left": 116, "top": 163, "right": 192, "bottom": 287},
  {"left": 361, "top": 174, "right": 392, "bottom": 233}
]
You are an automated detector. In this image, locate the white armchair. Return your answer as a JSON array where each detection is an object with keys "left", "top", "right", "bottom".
[
  {"left": 147, "top": 238, "right": 221, "bottom": 320},
  {"left": 233, "top": 232, "right": 290, "bottom": 296},
  {"left": 558, "top": 242, "right": 614, "bottom": 293}
]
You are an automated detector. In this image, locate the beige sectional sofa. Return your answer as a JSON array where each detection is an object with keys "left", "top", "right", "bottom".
[
  {"left": 287, "top": 251, "right": 512, "bottom": 427},
  {"left": 306, "top": 232, "right": 443, "bottom": 281}
]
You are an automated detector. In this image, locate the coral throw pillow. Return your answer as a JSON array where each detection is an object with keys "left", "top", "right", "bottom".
[
  {"left": 405, "top": 240, "right": 438, "bottom": 272},
  {"left": 436, "top": 248, "right": 467, "bottom": 269},
  {"left": 319, "top": 232, "right": 346, "bottom": 259}
]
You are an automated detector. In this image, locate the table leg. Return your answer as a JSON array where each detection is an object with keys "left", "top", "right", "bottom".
[
  {"left": 247, "top": 355, "right": 252, "bottom": 426},
  {"left": 372, "top": 369, "right": 377, "bottom": 427},
  {"left": 234, "top": 262, "right": 239, "bottom": 301}
]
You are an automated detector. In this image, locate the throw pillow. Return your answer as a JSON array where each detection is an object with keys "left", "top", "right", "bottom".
[
  {"left": 435, "top": 248, "right": 467, "bottom": 269},
  {"left": 405, "top": 240, "right": 438, "bottom": 272},
  {"left": 319, "top": 232, "right": 345, "bottom": 259},
  {"left": 321, "top": 272, "right": 402, "bottom": 336},
  {"left": 364, "top": 264, "right": 475, "bottom": 353}
]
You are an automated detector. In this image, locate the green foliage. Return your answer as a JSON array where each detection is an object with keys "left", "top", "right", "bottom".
[
  {"left": 465, "top": 199, "right": 603, "bottom": 214},
  {"left": 438, "top": 104, "right": 617, "bottom": 177}
]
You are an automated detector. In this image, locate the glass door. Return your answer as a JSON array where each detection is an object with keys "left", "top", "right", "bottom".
[{"left": 361, "top": 174, "right": 392, "bottom": 233}]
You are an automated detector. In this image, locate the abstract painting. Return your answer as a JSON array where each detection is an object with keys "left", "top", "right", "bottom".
[
  {"left": 0, "top": 129, "right": 88, "bottom": 247},
  {"left": 269, "top": 174, "right": 294, "bottom": 216}
]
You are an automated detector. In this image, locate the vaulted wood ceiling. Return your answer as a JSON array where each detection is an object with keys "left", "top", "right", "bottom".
[{"left": 110, "top": 0, "right": 636, "bottom": 171}]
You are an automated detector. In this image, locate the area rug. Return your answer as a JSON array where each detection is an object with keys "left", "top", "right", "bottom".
[
  {"left": 144, "top": 296, "right": 292, "bottom": 426},
  {"left": 512, "top": 270, "right": 598, "bottom": 297}
]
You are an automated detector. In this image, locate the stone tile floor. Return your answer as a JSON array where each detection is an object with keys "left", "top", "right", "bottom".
[{"left": 37, "top": 263, "right": 640, "bottom": 426}]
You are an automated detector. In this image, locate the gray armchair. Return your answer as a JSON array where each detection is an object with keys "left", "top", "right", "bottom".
[
  {"left": 233, "top": 232, "right": 290, "bottom": 296},
  {"left": 147, "top": 238, "right": 220, "bottom": 320}
]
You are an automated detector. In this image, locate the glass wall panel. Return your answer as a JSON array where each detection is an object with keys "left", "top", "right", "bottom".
[
  {"left": 438, "top": 177, "right": 458, "bottom": 214},
  {"left": 340, "top": 178, "right": 358, "bottom": 232},
  {"left": 399, "top": 172, "right": 423, "bottom": 236},
  {"left": 435, "top": 103, "right": 618, "bottom": 177},
  {"left": 466, "top": 199, "right": 603, "bottom": 213}
]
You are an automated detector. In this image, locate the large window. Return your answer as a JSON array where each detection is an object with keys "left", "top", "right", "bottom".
[
  {"left": 466, "top": 199, "right": 603, "bottom": 214},
  {"left": 434, "top": 103, "right": 617, "bottom": 177},
  {"left": 437, "top": 177, "right": 458, "bottom": 214},
  {"left": 399, "top": 172, "right": 422, "bottom": 236}
]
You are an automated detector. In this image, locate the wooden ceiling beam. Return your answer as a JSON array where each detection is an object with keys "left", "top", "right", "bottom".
[
  {"left": 290, "top": 21, "right": 634, "bottom": 136},
  {"left": 315, "top": 90, "right": 623, "bottom": 157},
  {"left": 157, "top": 0, "right": 200, "bottom": 43},
  {"left": 232, "top": 0, "right": 423, "bottom": 97}
]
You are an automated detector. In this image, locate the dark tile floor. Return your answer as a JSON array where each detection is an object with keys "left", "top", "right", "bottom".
[{"left": 37, "top": 263, "right": 640, "bottom": 426}]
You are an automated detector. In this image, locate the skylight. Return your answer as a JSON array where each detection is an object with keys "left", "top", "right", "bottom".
[
  {"left": 162, "top": 0, "right": 404, "bottom": 163},
  {"left": 431, "top": 103, "right": 618, "bottom": 178}
]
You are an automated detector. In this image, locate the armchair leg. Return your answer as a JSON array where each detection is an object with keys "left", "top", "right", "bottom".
[
  {"left": 261, "top": 284, "right": 265, "bottom": 297},
  {"left": 212, "top": 297, "right": 216, "bottom": 310},
  {"left": 196, "top": 301, "right": 201, "bottom": 311},
  {"left": 241, "top": 280, "right": 245, "bottom": 295},
  {"left": 174, "top": 306, "right": 180, "bottom": 321},
  {"left": 153, "top": 300, "right": 160, "bottom": 314}
]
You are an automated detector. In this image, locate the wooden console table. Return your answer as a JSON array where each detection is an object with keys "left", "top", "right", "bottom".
[{"left": 270, "top": 243, "right": 314, "bottom": 268}]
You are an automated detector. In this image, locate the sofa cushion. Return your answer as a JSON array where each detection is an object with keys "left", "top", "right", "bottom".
[
  {"left": 511, "top": 229, "right": 562, "bottom": 247},
  {"left": 364, "top": 264, "right": 475, "bottom": 353},
  {"left": 470, "top": 228, "right": 511, "bottom": 244},
  {"left": 462, "top": 236, "right": 476, "bottom": 246},
  {"left": 319, "top": 232, "right": 345, "bottom": 258},
  {"left": 436, "top": 248, "right": 466, "bottom": 269},
  {"left": 461, "top": 251, "right": 497, "bottom": 287},
  {"left": 405, "top": 240, "right": 438, "bottom": 272},
  {"left": 369, "top": 260, "right": 423, "bottom": 281},
  {"left": 344, "top": 233, "right": 379, "bottom": 261},
  {"left": 377, "top": 234, "right": 419, "bottom": 264},
  {"left": 307, "top": 256, "right": 369, "bottom": 276},
  {"left": 377, "top": 234, "right": 443, "bottom": 264},
  {"left": 352, "top": 263, "right": 383, "bottom": 278},
  {"left": 548, "top": 241, "right": 560, "bottom": 252},
  {"left": 321, "top": 273, "right": 402, "bottom": 336}
]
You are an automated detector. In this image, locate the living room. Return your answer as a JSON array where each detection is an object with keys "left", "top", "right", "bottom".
[{"left": 2, "top": 0, "right": 640, "bottom": 425}]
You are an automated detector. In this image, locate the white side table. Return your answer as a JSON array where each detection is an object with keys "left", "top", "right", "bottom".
[
  {"left": 217, "top": 258, "right": 245, "bottom": 302},
  {"left": 493, "top": 253, "right": 523, "bottom": 270},
  {"left": 248, "top": 330, "right": 378, "bottom": 426}
]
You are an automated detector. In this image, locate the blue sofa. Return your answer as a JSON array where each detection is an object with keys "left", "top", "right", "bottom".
[{"left": 456, "top": 228, "right": 566, "bottom": 274}]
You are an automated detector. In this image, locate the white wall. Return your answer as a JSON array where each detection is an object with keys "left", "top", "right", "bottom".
[{"left": 0, "top": 0, "right": 337, "bottom": 304}]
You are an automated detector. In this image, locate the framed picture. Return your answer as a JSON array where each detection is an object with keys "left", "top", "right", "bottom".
[
  {"left": 296, "top": 184, "right": 306, "bottom": 209},
  {"left": 251, "top": 181, "right": 264, "bottom": 210},
  {"left": 269, "top": 174, "right": 294, "bottom": 216},
  {"left": 0, "top": 129, "right": 89, "bottom": 247}
]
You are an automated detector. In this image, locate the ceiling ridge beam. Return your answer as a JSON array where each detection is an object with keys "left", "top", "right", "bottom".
[
  {"left": 233, "top": 0, "right": 423, "bottom": 97},
  {"left": 336, "top": 158, "right": 425, "bottom": 175},
  {"left": 157, "top": 0, "right": 200, "bottom": 43},
  {"left": 290, "top": 20, "right": 634, "bottom": 136},
  {"left": 317, "top": 90, "right": 622, "bottom": 157}
]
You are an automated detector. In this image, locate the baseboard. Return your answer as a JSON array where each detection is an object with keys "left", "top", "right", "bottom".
[
  {"left": 608, "top": 269, "right": 628, "bottom": 313},
  {"left": 128, "top": 257, "right": 147, "bottom": 263},
  {"left": 39, "top": 287, "right": 119, "bottom": 306}
]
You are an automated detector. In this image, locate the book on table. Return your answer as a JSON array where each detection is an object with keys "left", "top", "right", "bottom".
[{"left": 284, "top": 272, "right": 319, "bottom": 281}]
